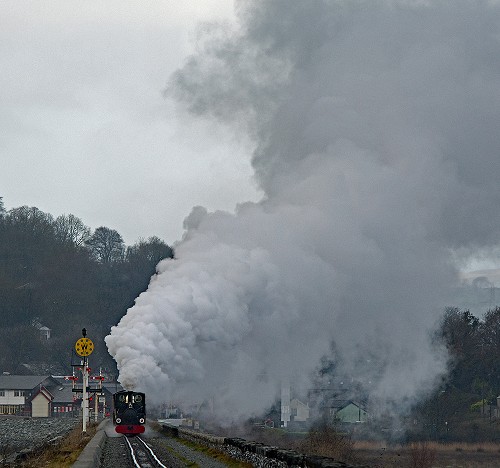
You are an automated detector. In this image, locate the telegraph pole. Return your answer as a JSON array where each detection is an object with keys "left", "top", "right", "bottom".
[{"left": 74, "top": 328, "right": 94, "bottom": 433}]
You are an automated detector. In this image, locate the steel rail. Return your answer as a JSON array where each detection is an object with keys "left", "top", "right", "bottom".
[
  {"left": 124, "top": 435, "right": 168, "bottom": 468},
  {"left": 123, "top": 436, "right": 141, "bottom": 468},
  {"left": 137, "top": 436, "right": 168, "bottom": 468}
]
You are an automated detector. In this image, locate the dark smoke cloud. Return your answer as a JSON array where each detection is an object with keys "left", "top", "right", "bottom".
[{"left": 106, "top": 0, "right": 500, "bottom": 421}]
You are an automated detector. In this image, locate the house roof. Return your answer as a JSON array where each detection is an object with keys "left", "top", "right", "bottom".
[
  {"left": 290, "top": 398, "right": 308, "bottom": 408},
  {"left": 48, "top": 381, "right": 115, "bottom": 402},
  {"left": 0, "top": 375, "right": 55, "bottom": 390},
  {"left": 325, "top": 399, "right": 367, "bottom": 411},
  {"left": 30, "top": 386, "right": 54, "bottom": 402},
  {"left": 47, "top": 385, "right": 77, "bottom": 404},
  {"left": 102, "top": 383, "right": 124, "bottom": 393},
  {"left": 325, "top": 399, "right": 351, "bottom": 410}
]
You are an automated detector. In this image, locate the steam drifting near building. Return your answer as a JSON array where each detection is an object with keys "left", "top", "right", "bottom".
[{"left": 106, "top": 0, "right": 500, "bottom": 422}]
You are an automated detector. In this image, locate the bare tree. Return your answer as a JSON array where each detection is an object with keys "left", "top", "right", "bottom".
[
  {"left": 126, "top": 236, "right": 173, "bottom": 267},
  {"left": 2, "top": 207, "right": 56, "bottom": 281},
  {"left": 6, "top": 206, "right": 54, "bottom": 235},
  {"left": 54, "top": 214, "right": 91, "bottom": 247},
  {"left": 124, "top": 237, "right": 174, "bottom": 291},
  {"left": 85, "top": 226, "right": 125, "bottom": 263}
]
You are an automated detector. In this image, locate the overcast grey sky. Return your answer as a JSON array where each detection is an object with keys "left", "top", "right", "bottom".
[{"left": 0, "top": 0, "right": 261, "bottom": 245}]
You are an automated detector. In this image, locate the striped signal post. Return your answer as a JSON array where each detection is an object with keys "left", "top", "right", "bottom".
[{"left": 74, "top": 328, "right": 94, "bottom": 433}]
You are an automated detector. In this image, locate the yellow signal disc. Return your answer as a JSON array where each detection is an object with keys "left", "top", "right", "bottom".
[{"left": 75, "top": 337, "right": 94, "bottom": 356}]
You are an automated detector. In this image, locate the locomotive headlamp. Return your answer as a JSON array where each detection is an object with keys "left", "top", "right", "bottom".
[
  {"left": 139, "top": 418, "right": 145, "bottom": 424},
  {"left": 115, "top": 418, "right": 121, "bottom": 424}
]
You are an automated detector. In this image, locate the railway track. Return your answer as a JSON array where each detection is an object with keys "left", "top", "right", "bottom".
[
  {"left": 97, "top": 421, "right": 367, "bottom": 467},
  {"left": 99, "top": 422, "right": 228, "bottom": 468},
  {"left": 123, "top": 436, "right": 168, "bottom": 468}
]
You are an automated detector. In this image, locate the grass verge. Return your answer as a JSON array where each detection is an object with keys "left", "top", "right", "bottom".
[
  {"left": 176, "top": 438, "right": 253, "bottom": 468},
  {"left": 16, "top": 421, "right": 98, "bottom": 468},
  {"left": 155, "top": 424, "right": 252, "bottom": 468}
]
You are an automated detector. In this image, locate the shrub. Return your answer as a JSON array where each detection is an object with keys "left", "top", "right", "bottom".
[
  {"left": 298, "top": 421, "right": 355, "bottom": 462},
  {"left": 408, "top": 442, "right": 436, "bottom": 468}
]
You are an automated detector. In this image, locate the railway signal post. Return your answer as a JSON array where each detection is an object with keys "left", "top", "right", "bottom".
[
  {"left": 91, "top": 370, "right": 105, "bottom": 422},
  {"left": 74, "top": 328, "right": 94, "bottom": 433}
]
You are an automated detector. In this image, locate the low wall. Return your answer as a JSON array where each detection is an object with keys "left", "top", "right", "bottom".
[{"left": 161, "top": 424, "right": 369, "bottom": 467}]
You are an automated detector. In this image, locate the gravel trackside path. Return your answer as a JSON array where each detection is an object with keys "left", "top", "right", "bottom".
[{"left": 0, "top": 416, "right": 78, "bottom": 459}]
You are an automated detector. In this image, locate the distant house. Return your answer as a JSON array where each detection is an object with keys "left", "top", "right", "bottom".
[
  {"left": 50, "top": 384, "right": 80, "bottom": 418},
  {"left": 38, "top": 326, "right": 51, "bottom": 340},
  {"left": 0, "top": 374, "right": 123, "bottom": 418},
  {"left": 0, "top": 375, "right": 59, "bottom": 416},
  {"left": 31, "top": 386, "right": 54, "bottom": 417},
  {"left": 31, "top": 319, "right": 51, "bottom": 340},
  {"left": 326, "top": 399, "right": 369, "bottom": 423},
  {"left": 290, "top": 398, "right": 310, "bottom": 422},
  {"left": 50, "top": 378, "right": 122, "bottom": 419}
]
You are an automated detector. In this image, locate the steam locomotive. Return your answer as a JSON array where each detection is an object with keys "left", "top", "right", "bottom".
[{"left": 112, "top": 390, "right": 146, "bottom": 435}]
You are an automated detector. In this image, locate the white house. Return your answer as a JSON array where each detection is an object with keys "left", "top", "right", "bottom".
[
  {"left": 0, "top": 375, "right": 59, "bottom": 416},
  {"left": 31, "top": 387, "right": 54, "bottom": 417},
  {"left": 38, "top": 326, "right": 51, "bottom": 340},
  {"left": 31, "top": 319, "right": 51, "bottom": 340},
  {"left": 290, "top": 398, "right": 310, "bottom": 422}
]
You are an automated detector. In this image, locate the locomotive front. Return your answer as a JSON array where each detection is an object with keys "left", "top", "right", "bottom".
[{"left": 113, "top": 390, "right": 146, "bottom": 435}]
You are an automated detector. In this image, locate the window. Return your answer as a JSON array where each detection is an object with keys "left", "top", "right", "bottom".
[
  {"left": 14, "top": 390, "right": 25, "bottom": 397},
  {"left": 0, "top": 390, "right": 5, "bottom": 397},
  {"left": 0, "top": 405, "right": 21, "bottom": 415}
]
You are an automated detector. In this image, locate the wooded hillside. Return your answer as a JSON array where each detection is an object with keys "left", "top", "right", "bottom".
[{"left": 0, "top": 198, "right": 173, "bottom": 376}]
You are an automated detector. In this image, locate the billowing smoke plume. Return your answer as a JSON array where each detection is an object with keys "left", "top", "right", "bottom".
[{"left": 106, "top": 0, "right": 500, "bottom": 421}]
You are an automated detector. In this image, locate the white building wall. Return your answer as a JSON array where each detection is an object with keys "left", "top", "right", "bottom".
[
  {"left": 0, "top": 390, "right": 25, "bottom": 405},
  {"left": 32, "top": 394, "right": 50, "bottom": 417},
  {"left": 297, "top": 405, "right": 309, "bottom": 421},
  {"left": 281, "top": 382, "right": 290, "bottom": 428}
]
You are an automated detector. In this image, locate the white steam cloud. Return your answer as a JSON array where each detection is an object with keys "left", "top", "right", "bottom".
[{"left": 106, "top": 0, "right": 500, "bottom": 421}]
